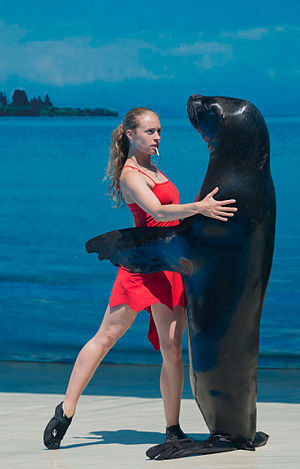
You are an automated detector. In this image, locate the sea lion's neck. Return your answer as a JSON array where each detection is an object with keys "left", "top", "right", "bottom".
[
  {"left": 194, "top": 144, "right": 271, "bottom": 204},
  {"left": 210, "top": 137, "right": 270, "bottom": 172}
]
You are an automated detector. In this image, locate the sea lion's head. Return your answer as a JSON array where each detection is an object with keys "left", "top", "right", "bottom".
[{"left": 187, "top": 95, "right": 269, "bottom": 162}]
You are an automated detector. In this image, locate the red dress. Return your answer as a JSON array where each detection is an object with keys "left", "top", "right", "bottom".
[{"left": 109, "top": 165, "right": 187, "bottom": 351}]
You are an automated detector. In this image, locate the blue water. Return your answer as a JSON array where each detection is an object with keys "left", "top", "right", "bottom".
[{"left": 0, "top": 116, "right": 299, "bottom": 368}]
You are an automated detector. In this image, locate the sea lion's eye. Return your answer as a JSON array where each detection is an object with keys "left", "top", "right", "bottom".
[{"left": 203, "top": 100, "right": 214, "bottom": 109}]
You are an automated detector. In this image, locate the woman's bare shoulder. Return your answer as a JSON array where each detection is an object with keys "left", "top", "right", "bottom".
[
  {"left": 120, "top": 166, "right": 146, "bottom": 191},
  {"left": 121, "top": 165, "right": 140, "bottom": 181}
]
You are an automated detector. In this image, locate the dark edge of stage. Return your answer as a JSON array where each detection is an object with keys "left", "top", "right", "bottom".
[{"left": 0, "top": 361, "right": 299, "bottom": 403}]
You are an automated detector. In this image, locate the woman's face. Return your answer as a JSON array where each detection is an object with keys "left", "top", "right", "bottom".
[{"left": 127, "top": 113, "right": 161, "bottom": 156}]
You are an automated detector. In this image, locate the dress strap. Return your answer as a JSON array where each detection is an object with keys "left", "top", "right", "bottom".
[
  {"left": 156, "top": 168, "right": 169, "bottom": 181},
  {"left": 123, "top": 165, "right": 157, "bottom": 184}
]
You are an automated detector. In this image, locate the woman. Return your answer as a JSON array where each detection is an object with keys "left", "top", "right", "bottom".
[{"left": 43, "top": 107, "right": 237, "bottom": 449}]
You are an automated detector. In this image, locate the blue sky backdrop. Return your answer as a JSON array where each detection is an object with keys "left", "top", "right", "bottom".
[{"left": 0, "top": 0, "right": 299, "bottom": 116}]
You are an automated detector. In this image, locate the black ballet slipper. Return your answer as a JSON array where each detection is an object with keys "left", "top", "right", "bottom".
[
  {"left": 165, "top": 424, "right": 189, "bottom": 442},
  {"left": 43, "top": 401, "right": 73, "bottom": 449}
]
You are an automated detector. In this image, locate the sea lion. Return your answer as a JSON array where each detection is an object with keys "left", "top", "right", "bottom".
[{"left": 86, "top": 95, "right": 276, "bottom": 459}]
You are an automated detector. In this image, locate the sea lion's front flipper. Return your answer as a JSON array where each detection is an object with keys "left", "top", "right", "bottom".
[{"left": 85, "top": 224, "right": 191, "bottom": 275}]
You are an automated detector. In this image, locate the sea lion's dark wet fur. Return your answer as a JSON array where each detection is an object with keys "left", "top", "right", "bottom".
[{"left": 86, "top": 95, "right": 276, "bottom": 459}]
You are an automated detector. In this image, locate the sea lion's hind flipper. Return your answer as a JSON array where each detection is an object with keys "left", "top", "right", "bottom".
[
  {"left": 253, "top": 431, "right": 269, "bottom": 447},
  {"left": 146, "top": 437, "right": 237, "bottom": 460},
  {"left": 86, "top": 225, "right": 190, "bottom": 274}
]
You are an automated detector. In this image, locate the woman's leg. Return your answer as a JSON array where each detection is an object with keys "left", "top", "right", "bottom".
[
  {"left": 62, "top": 303, "right": 138, "bottom": 417},
  {"left": 150, "top": 304, "right": 186, "bottom": 428}
]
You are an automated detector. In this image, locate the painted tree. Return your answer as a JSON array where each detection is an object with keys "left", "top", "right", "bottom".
[
  {"left": 44, "top": 93, "right": 53, "bottom": 107},
  {"left": 0, "top": 91, "right": 7, "bottom": 106},
  {"left": 11, "top": 89, "right": 29, "bottom": 107}
]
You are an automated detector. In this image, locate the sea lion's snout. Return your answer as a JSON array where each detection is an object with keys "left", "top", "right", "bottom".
[
  {"left": 187, "top": 94, "right": 221, "bottom": 144},
  {"left": 187, "top": 95, "right": 203, "bottom": 115},
  {"left": 187, "top": 95, "right": 204, "bottom": 132},
  {"left": 188, "top": 94, "right": 203, "bottom": 103}
]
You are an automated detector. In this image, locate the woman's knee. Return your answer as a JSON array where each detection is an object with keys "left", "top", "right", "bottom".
[
  {"left": 94, "top": 303, "right": 137, "bottom": 349},
  {"left": 92, "top": 327, "right": 120, "bottom": 351},
  {"left": 160, "top": 340, "right": 183, "bottom": 364}
]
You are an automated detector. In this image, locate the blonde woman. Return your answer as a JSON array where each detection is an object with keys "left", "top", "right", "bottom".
[{"left": 43, "top": 107, "right": 237, "bottom": 449}]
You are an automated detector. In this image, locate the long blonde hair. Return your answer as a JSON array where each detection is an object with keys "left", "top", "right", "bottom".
[{"left": 104, "top": 107, "right": 156, "bottom": 207}]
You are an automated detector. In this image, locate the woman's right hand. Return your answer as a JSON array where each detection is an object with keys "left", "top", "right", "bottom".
[{"left": 196, "top": 187, "right": 238, "bottom": 222}]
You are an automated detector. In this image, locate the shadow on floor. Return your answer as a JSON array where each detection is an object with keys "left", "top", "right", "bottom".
[
  {"left": 52, "top": 430, "right": 209, "bottom": 450},
  {"left": 1, "top": 361, "right": 299, "bottom": 403}
]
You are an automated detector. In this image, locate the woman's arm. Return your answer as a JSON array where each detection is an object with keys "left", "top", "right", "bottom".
[{"left": 120, "top": 170, "right": 237, "bottom": 222}]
